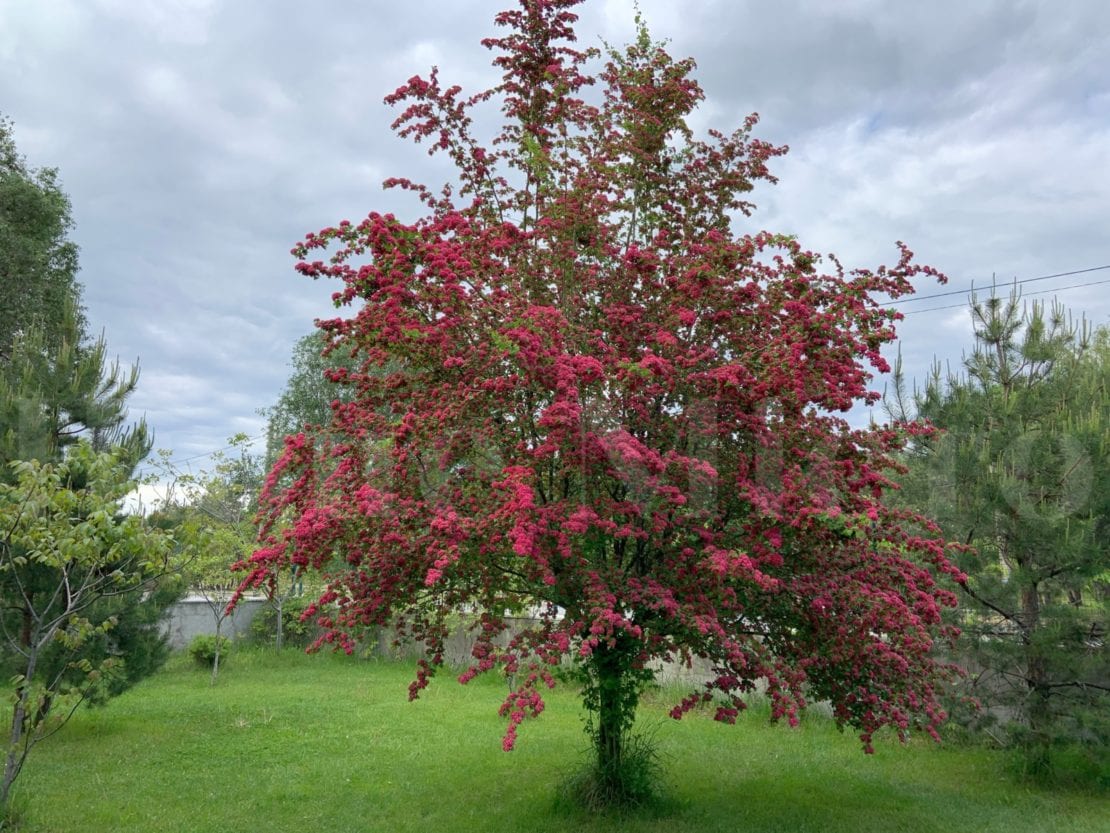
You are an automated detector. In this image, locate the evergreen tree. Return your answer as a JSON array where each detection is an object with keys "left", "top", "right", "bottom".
[
  {"left": 891, "top": 293, "right": 1108, "bottom": 778},
  {"left": 0, "top": 298, "right": 149, "bottom": 468},
  {"left": 1, "top": 116, "right": 147, "bottom": 468}
]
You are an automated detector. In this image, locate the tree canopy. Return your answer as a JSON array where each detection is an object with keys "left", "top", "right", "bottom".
[
  {"left": 236, "top": 0, "right": 963, "bottom": 798},
  {"left": 261, "top": 331, "right": 357, "bottom": 469},
  {"left": 0, "top": 115, "right": 83, "bottom": 361},
  {"left": 0, "top": 115, "right": 148, "bottom": 470}
]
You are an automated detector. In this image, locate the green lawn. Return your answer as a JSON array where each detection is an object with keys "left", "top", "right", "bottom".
[{"left": 17, "top": 649, "right": 1109, "bottom": 832}]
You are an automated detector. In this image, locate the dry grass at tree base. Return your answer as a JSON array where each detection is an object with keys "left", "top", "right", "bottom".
[{"left": 16, "top": 649, "right": 1110, "bottom": 833}]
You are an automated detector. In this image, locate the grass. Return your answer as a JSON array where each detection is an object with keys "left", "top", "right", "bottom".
[{"left": 17, "top": 648, "right": 1109, "bottom": 832}]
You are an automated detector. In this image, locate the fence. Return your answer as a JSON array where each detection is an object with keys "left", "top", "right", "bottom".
[{"left": 161, "top": 600, "right": 715, "bottom": 685}]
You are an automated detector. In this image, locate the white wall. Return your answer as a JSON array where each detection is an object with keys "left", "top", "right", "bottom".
[{"left": 162, "top": 594, "right": 266, "bottom": 649}]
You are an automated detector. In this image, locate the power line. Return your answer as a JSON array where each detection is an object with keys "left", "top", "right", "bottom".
[
  {"left": 902, "top": 277, "right": 1110, "bottom": 317},
  {"left": 148, "top": 433, "right": 266, "bottom": 469},
  {"left": 891, "top": 264, "right": 1110, "bottom": 306}
]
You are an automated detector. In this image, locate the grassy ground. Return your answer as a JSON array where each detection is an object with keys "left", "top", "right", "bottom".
[{"left": 17, "top": 649, "right": 1109, "bottom": 832}]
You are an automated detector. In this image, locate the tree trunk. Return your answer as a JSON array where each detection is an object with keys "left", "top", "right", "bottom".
[
  {"left": 594, "top": 647, "right": 625, "bottom": 774},
  {"left": 19, "top": 601, "right": 32, "bottom": 654},
  {"left": 1, "top": 684, "right": 30, "bottom": 813},
  {"left": 587, "top": 636, "right": 641, "bottom": 785},
  {"left": 210, "top": 618, "right": 223, "bottom": 685},
  {"left": 275, "top": 594, "right": 284, "bottom": 651},
  {"left": 2, "top": 615, "right": 41, "bottom": 815},
  {"left": 1020, "top": 581, "right": 1051, "bottom": 743}
]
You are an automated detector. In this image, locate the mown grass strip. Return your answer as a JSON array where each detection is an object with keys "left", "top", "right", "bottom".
[{"left": 19, "top": 649, "right": 1109, "bottom": 833}]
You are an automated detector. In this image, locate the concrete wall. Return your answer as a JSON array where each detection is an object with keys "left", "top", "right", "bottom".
[
  {"left": 162, "top": 594, "right": 266, "bottom": 650},
  {"left": 163, "top": 601, "right": 714, "bottom": 685}
]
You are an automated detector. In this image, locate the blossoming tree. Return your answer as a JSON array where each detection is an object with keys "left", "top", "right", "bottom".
[{"left": 235, "top": 0, "right": 963, "bottom": 798}]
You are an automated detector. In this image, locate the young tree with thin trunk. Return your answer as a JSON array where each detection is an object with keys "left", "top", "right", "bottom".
[
  {"left": 235, "top": 1, "right": 963, "bottom": 803},
  {"left": 0, "top": 445, "right": 174, "bottom": 814},
  {"left": 152, "top": 436, "right": 264, "bottom": 677}
]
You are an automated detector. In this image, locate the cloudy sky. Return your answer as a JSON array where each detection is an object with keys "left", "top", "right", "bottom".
[{"left": 3, "top": 0, "right": 1109, "bottom": 478}]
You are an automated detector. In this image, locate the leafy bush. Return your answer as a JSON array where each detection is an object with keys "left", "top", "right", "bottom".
[
  {"left": 188, "top": 634, "right": 231, "bottom": 668},
  {"left": 250, "top": 594, "right": 317, "bottom": 648}
]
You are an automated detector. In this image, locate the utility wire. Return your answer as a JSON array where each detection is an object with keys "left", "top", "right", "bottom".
[
  {"left": 149, "top": 434, "right": 266, "bottom": 468},
  {"left": 902, "top": 277, "right": 1110, "bottom": 316},
  {"left": 891, "top": 264, "right": 1110, "bottom": 306}
]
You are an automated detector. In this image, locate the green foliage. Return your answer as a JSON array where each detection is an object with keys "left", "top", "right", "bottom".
[
  {"left": 0, "top": 115, "right": 83, "bottom": 361},
  {"left": 0, "top": 443, "right": 178, "bottom": 809},
  {"left": 188, "top": 635, "right": 231, "bottom": 669},
  {"left": 260, "top": 331, "right": 356, "bottom": 468},
  {"left": 890, "top": 293, "right": 1109, "bottom": 775},
  {"left": 1006, "top": 733, "right": 1110, "bottom": 792},
  {"left": 558, "top": 729, "right": 667, "bottom": 813},
  {"left": 150, "top": 437, "right": 318, "bottom": 655},
  {"left": 0, "top": 119, "right": 172, "bottom": 817},
  {"left": 149, "top": 436, "right": 262, "bottom": 589},
  {"left": 573, "top": 635, "right": 661, "bottom": 805},
  {"left": 148, "top": 437, "right": 265, "bottom": 682},
  {"left": 0, "top": 115, "right": 149, "bottom": 473},
  {"left": 249, "top": 593, "right": 315, "bottom": 648},
  {"left": 67, "top": 567, "right": 183, "bottom": 707},
  {"left": 0, "top": 299, "right": 149, "bottom": 468}
]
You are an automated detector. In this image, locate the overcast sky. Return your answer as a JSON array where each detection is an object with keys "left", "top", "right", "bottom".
[{"left": 3, "top": 0, "right": 1109, "bottom": 479}]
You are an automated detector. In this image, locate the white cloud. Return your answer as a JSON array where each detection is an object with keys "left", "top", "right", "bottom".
[{"left": 92, "top": 0, "right": 217, "bottom": 45}]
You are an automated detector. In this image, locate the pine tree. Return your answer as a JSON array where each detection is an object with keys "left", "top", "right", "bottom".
[
  {"left": 0, "top": 298, "right": 149, "bottom": 468},
  {"left": 892, "top": 293, "right": 1108, "bottom": 778}
]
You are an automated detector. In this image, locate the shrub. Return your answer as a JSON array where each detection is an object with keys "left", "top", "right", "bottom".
[{"left": 188, "top": 634, "right": 230, "bottom": 668}]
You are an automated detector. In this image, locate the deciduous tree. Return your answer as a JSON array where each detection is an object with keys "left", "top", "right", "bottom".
[
  {"left": 0, "top": 115, "right": 83, "bottom": 361},
  {"left": 236, "top": 1, "right": 962, "bottom": 800},
  {"left": 0, "top": 443, "right": 175, "bottom": 812},
  {"left": 261, "top": 331, "right": 356, "bottom": 470},
  {"left": 151, "top": 436, "right": 266, "bottom": 674}
]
